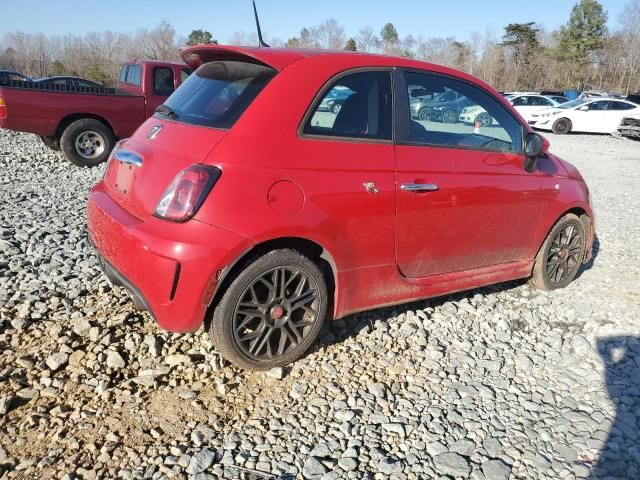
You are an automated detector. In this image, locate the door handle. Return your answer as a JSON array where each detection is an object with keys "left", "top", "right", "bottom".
[{"left": 400, "top": 183, "right": 439, "bottom": 193}]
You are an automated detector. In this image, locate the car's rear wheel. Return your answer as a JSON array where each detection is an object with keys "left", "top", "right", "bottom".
[
  {"left": 60, "top": 118, "right": 114, "bottom": 167},
  {"left": 475, "top": 112, "right": 492, "bottom": 127},
  {"left": 418, "top": 108, "right": 430, "bottom": 121},
  {"left": 552, "top": 118, "right": 572, "bottom": 135},
  {"left": 209, "top": 249, "right": 328, "bottom": 370},
  {"left": 442, "top": 110, "right": 458, "bottom": 124},
  {"left": 530, "top": 213, "right": 586, "bottom": 290}
]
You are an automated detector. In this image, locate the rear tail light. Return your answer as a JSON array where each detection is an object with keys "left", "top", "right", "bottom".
[
  {"left": 154, "top": 164, "right": 221, "bottom": 222},
  {"left": 0, "top": 98, "right": 6, "bottom": 119}
]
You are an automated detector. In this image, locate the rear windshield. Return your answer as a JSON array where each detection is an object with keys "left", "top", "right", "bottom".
[{"left": 156, "top": 60, "right": 277, "bottom": 128}]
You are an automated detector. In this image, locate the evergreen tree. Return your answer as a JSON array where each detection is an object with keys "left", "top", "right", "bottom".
[
  {"left": 187, "top": 29, "right": 217, "bottom": 46},
  {"left": 557, "top": 0, "right": 607, "bottom": 65},
  {"left": 345, "top": 38, "right": 357, "bottom": 51}
]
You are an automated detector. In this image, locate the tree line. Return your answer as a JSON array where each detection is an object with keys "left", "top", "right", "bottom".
[{"left": 1, "top": 0, "right": 638, "bottom": 94}]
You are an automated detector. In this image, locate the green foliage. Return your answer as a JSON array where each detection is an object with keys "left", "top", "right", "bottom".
[
  {"left": 502, "top": 22, "right": 540, "bottom": 50},
  {"left": 345, "top": 38, "right": 357, "bottom": 51},
  {"left": 557, "top": 0, "right": 608, "bottom": 65},
  {"left": 187, "top": 29, "right": 217, "bottom": 46},
  {"left": 380, "top": 23, "right": 399, "bottom": 46}
]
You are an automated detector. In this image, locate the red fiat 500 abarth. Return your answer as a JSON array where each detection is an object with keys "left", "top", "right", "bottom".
[{"left": 87, "top": 45, "right": 595, "bottom": 370}]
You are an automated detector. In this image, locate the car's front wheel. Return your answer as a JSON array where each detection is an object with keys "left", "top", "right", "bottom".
[
  {"left": 475, "top": 112, "right": 492, "bottom": 127},
  {"left": 332, "top": 103, "right": 341, "bottom": 114},
  {"left": 530, "top": 213, "right": 587, "bottom": 290},
  {"left": 442, "top": 110, "right": 458, "bottom": 124},
  {"left": 209, "top": 249, "right": 328, "bottom": 370},
  {"left": 552, "top": 118, "right": 572, "bottom": 134},
  {"left": 418, "top": 108, "right": 430, "bottom": 121}
]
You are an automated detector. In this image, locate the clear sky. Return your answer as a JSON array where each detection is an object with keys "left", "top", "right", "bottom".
[{"left": 0, "top": 0, "right": 628, "bottom": 43}]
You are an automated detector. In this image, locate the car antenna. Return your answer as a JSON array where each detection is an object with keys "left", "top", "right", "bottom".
[{"left": 253, "top": 0, "right": 270, "bottom": 47}]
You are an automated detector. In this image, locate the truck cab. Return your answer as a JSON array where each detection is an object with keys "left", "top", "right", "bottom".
[{"left": 117, "top": 61, "right": 194, "bottom": 118}]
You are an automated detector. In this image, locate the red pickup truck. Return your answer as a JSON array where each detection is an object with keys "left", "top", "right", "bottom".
[{"left": 0, "top": 60, "right": 192, "bottom": 167}]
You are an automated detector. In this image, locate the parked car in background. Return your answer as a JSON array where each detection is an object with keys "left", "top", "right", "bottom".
[
  {"left": 88, "top": 44, "right": 594, "bottom": 370},
  {"left": 508, "top": 94, "right": 562, "bottom": 122},
  {"left": 460, "top": 94, "right": 561, "bottom": 125},
  {"left": 547, "top": 95, "right": 569, "bottom": 104},
  {"left": 459, "top": 103, "right": 498, "bottom": 126},
  {"left": 427, "top": 95, "right": 475, "bottom": 123},
  {"left": 618, "top": 114, "right": 640, "bottom": 140},
  {"left": 410, "top": 89, "right": 465, "bottom": 121},
  {"left": 626, "top": 93, "right": 640, "bottom": 105},
  {"left": 34, "top": 76, "right": 102, "bottom": 89},
  {"left": 530, "top": 98, "right": 640, "bottom": 134},
  {"left": 0, "top": 70, "right": 32, "bottom": 83},
  {"left": 0, "top": 60, "right": 193, "bottom": 166},
  {"left": 317, "top": 86, "right": 353, "bottom": 114}
]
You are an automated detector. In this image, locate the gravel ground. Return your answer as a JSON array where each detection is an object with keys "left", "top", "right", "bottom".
[{"left": 0, "top": 129, "right": 639, "bottom": 480}]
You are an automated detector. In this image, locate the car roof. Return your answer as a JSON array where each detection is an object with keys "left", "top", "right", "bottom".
[{"left": 181, "top": 44, "right": 506, "bottom": 102}]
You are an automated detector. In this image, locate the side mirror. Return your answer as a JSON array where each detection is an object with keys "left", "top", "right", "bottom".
[
  {"left": 523, "top": 132, "right": 548, "bottom": 172},
  {"left": 578, "top": 105, "right": 589, "bottom": 111}
]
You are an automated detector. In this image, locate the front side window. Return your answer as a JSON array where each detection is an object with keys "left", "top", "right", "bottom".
[
  {"left": 589, "top": 101, "right": 609, "bottom": 110},
  {"left": 303, "top": 71, "right": 392, "bottom": 140},
  {"left": 158, "top": 60, "right": 277, "bottom": 128},
  {"left": 153, "top": 67, "right": 174, "bottom": 96},
  {"left": 404, "top": 71, "right": 521, "bottom": 152}
]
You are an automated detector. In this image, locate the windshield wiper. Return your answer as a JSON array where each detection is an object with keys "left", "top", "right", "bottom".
[{"left": 155, "top": 104, "right": 179, "bottom": 120}]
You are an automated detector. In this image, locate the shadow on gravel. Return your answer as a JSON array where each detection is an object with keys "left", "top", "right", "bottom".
[{"left": 590, "top": 336, "right": 640, "bottom": 479}]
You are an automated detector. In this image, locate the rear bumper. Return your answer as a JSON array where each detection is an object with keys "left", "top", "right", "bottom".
[{"left": 87, "top": 182, "right": 253, "bottom": 333}]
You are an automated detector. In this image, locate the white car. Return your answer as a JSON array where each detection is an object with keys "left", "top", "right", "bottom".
[
  {"left": 459, "top": 94, "right": 559, "bottom": 126},
  {"left": 459, "top": 104, "right": 497, "bottom": 126},
  {"left": 529, "top": 98, "right": 640, "bottom": 134},
  {"left": 508, "top": 94, "right": 561, "bottom": 122}
]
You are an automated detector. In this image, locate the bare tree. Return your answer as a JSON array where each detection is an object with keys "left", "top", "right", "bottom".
[{"left": 356, "top": 27, "right": 379, "bottom": 52}]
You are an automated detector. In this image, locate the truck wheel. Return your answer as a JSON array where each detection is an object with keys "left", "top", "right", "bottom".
[
  {"left": 39, "top": 136, "right": 60, "bottom": 152},
  {"left": 60, "top": 119, "right": 114, "bottom": 167}
]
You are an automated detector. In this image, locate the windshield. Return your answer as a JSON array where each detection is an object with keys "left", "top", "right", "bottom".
[
  {"left": 559, "top": 98, "right": 589, "bottom": 109},
  {"left": 157, "top": 60, "right": 277, "bottom": 128}
]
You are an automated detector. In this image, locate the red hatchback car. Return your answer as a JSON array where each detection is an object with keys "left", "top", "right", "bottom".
[{"left": 87, "top": 45, "right": 595, "bottom": 370}]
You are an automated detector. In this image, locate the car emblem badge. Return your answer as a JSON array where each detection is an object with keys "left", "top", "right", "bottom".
[{"left": 147, "top": 124, "right": 163, "bottom": 140}]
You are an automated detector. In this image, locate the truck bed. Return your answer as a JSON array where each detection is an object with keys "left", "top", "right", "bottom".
[{"left": 0, "top": 80, "right": 147, "bottom": 139}]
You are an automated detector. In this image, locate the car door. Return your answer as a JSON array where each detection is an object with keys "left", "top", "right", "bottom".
[
  {"left": 576, "top": 100, "right": 609, "bottom": 132},
  {"left": 295, "top": 69, "right": 396, "bottom": 273},
  {"left": 394, "top": 70, "right": 543, "bottom": 278}
]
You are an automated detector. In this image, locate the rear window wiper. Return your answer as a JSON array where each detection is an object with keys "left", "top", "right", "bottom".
[{"left": 155, "top": 104, "right": 179, "bottom": 120}]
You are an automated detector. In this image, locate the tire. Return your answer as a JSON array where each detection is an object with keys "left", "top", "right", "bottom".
[
  {"left": 442, "top": 110, "right": 458, "bottom": 124},
  {"left": 209, "top": 249, "right": 329, "bottom": 370},
  {"left": 475, "top": 112, "right": 491, "bottom": 127},
  {"left": 530, "top": 213, "right": 586, "bottom": 290},
  {"left": 40, "top": 135, "right": 60, "bottom": 152},
  {"left": 418, "top": 108, "right": 430, "bottom": 121},
  {"left": 332, "top": 103, "right": 341, "bottom": 114},
  {"left": 552, "top": 118, "right": 572, "bottom": 135},
  {"left": 60, "top": 118, "right": 114, "bottom": 167}
]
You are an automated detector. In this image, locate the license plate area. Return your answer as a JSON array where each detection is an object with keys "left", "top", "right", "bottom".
[{"left": 114, "top": 162, "right": 135, "bottom": 196}]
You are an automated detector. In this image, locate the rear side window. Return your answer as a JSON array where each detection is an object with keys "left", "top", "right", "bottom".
[
  {"left": 303, "top": 71, "right": 392, "bottom": 140},
  {"left": 119, "top": 66, "right": 128, "bottom": 82},
  {"left": 158, "top": 61, "right": 277, "bottom": 128},
  {"left": 125, "top": 65, "right": 142, "bottom": 86},
  {"left": 153, "top": 67, "right": 174, "bottom": 96}
]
